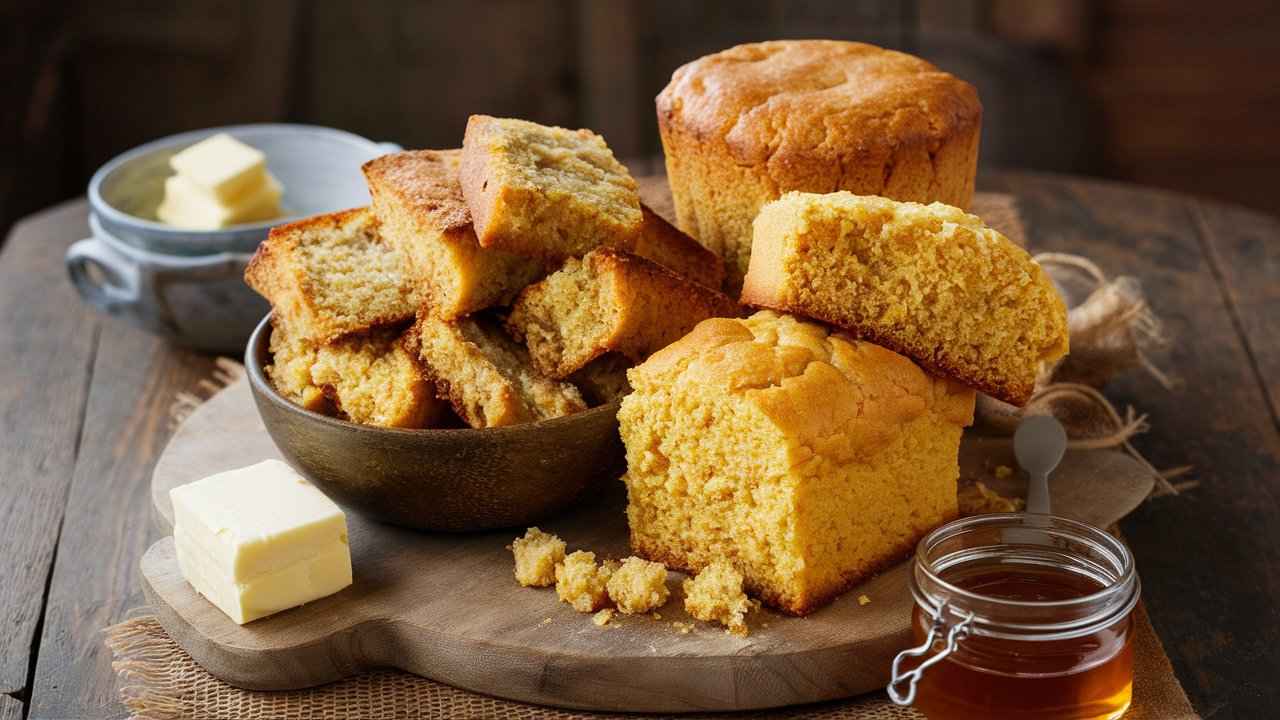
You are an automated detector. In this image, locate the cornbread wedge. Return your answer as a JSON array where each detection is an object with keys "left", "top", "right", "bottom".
[
  {"left": 506, "top": 248, "right": 740, "bottom": 378},
  {"left": 742, "top": 192, "right": 1069, "bottom": 406},
  {"left": 362, "top": 149, "right": 545, "bottom": 319},
  {"left": 405, "top": 312, "right": 586, "bottom": 428},
  {"left": 619, "top": 311, "right": 975, "bottom": 615},
  {"left": 632, "top": 204, "right": 724, "bottom": 290},
  {"left": 267, "top": 321, "right": 442, "bottom": 428},
  {"left": 245, "top": 207, "right": 417, "bottom": 343},
  {"left": 460, "top": 115, "right": 642, "bottom": 260}
]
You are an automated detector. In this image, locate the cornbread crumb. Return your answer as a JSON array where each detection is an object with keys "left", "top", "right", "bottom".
[
  {"left": 683, "top": 561, "right": 754, "bottom": 636},
  {"left": 507, "top": 247, "right": 739, "bottom": 378},
  {"left": 460, "top": 115, "right": 641, "bottom": 260},
  {"left": 511, "top": 528, "right": 565, "bottom": 587},
  {"left": 958, "top": 479, "right": 1025, "bottom": 516},
  {"left": 405, "top": 312, "right": 586, "bottom": 428},
  {"left": 858, "top": 594, "right": 871, "bottom": 606},
  {"left": 741, "top": 192, "right": 1069, "bottom": 406},
  {"left": 995, "top": 465, "right": 1014, "bottom": 480},
  {"left": 619, "top": 310, "right": 975, "bottom": 614},
  {"left": 672, "top": 621, "right": 693, "bottom": 634},
  {"left": 651, "top": 612, "right": 662, "bottom": 620},
  {"left": 593, "top": 608, "right": 615, "bottom": 627},
  {"left": 555, "top": 551, "right": 615, "bottom": 613},
  {"left": 606, "top": 557, "right": 670, "bottom": 614},
  {"left": 362, "top": 149, "right": 544, "bottom": 319},
  {"left": 245, "top": 207, "right": 416, "bottom": 343}
]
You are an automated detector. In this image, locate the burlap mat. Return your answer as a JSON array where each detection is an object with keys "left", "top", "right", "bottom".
[{"left": 106, "top": 600, "right": 1193, "bottom": 719}]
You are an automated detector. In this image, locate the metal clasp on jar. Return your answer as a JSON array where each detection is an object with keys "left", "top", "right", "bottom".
[{"left": 886, "top": 602, "right": 975, "bottom": 706}]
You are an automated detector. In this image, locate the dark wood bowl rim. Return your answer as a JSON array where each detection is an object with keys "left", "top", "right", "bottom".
[{"left": 244, "top": 314, "right": 622, "bottom": 439}]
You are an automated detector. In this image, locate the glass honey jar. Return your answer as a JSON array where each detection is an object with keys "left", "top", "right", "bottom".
[{"left": 888, "top": 513, "right": 1140, "bottom": 720}]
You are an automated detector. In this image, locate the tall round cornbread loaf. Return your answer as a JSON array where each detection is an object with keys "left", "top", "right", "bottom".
[{"left": 656, "top": 40, "right": 982, "bottom": 289}]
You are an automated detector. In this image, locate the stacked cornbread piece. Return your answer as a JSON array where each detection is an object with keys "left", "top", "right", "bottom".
[{"left": 247, "top": 115, "right": 737, "bottom": 429}]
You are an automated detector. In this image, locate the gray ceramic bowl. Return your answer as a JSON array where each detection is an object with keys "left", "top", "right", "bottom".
[
  {"left": 244, "top": 316, "right": 625, "bottom": 532},
  {"left": 67, "top": 124, "right": 398, "bottom": 353}
]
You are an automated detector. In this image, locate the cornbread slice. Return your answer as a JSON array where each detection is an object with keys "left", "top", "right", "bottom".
[
  {"left": 555, "top": 551, "right": 617, "bottom": 613},
  {"left": 569, "top": 353, "right": 633, "bottom": 406},
  {"left": 742, "top": 192, "right": 1069, "bottom": 406},
  {"left": 683, "top": 561, "right": 755, "bottom": 636},
  {"left": 245, "top": 207, "right": 417, "bottom": 343},
  {"left": 267, "top": 322, "right": 441, "bottom": 428},
  {"left": 606, "top": 557, "right": 670, "bottom": 614},
  {"left": 632, "top": 204, "right": 725, "bottom": 290},
  {"left": 619, "top": 310, "right": 976, "bottom": 615},
  {"left": 460, "top": 115, "right": 642, "bottom": 260},
  {"left": 405, "top": 312, "right": 587, "bottom": 428},
  {"left": 362, "top": 149, "right": 545, "bottom": 319},
  {"left": 506, "top": 248, "right": 740, "bottom": 378},
  {"left": 511, "top": 528, "right": 566, "bottom": 587}
]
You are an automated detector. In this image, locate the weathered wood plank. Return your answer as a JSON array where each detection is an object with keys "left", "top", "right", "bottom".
[
  {"left": 1190, "top": 199, "right": 1280, "bottom": 431},
  {"left": 0, "top": 201, "right": 99, "bottom": 695},
  {"left": 0, "top": 694, "right": 23, "bottom": 720},
  {"left": 982, "top": 173, "right": 1280, "bottom": 719},
  {"left": 27, "top": 326, "right": 218, "bottom": 720}
]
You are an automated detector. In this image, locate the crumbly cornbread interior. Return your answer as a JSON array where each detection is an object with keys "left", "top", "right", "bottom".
[
  {"left": 683, "top": 561, "right": 755, "bottom": 636},
  {"left": 511, "top": 527, "right": 565, "bottom": 587},
  {"left": 555, "top": 550, "right": 616, "bottom": 613},
  {"left": 309, "top": 328, "right": 437, "bottom": 428},
  {"left": 606, "top": 557, "right": 670, "bottom": 614}
]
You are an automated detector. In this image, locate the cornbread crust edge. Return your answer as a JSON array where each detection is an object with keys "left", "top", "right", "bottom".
[
  {"left": 633, "top": 204, "right": 725, "bottom": 290},
  {"left": 741, "top": 192, "right": 1069, "bottom": 406},
  {"left": 656, "top": 40, "right": 981, "bottom": 289},
  {"left": 244, "top": 207, "right": 416, "bottom": 343},
  {"left": 619, "top": 311, "right": 975, "bottom": 616}
]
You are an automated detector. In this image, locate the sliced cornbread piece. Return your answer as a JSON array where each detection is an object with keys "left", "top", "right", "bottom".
[
  {"left": 618, "top": 310, "right": 976, "bottom": 615},
  {"left": 245, "top": 207, "right": 417, "bottom": 343},
  {"left": 405, "top": 312, "right": 587, "bottom": 428},
  {"left": 362, "top": 149, "right": 545, "bottom": 319},
  {"left": 741, "top": 192, "right": 1069, "bottom": 406},
  {"left": 511, "top": 527, "right": 566, "bottom": 587},
  {"left": 683, "top": 561, "right": 756, "bottom": 636},
  {"left": 460, "top": 115, "right": 642, "bottom": 260},
  {"left": 506, "top": 248, "right": 740, "bottom": 378},
  {"left": 569, "top": 353, "right": 633, "bottom": 406},
  {"left": 632, "top": 204, "right": 724, "bottom": 290},
  {"left": 555, "top": 551, "right": 617, "bottom": 613},
  {"left": 310, "top": 328, "right": 443, "bottom": 428},
  {"left": 266, "top": 321, "right": 331, "bottom": 414},
  {"left": 606, "top": 557, "right": 670, "bottom": 614}
]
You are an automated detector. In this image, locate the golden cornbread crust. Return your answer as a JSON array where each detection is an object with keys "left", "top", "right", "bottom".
[
  {"left": 460, "top": 115, "right": 642, "bottom": 260},
  {"left": 632, "top": 204, "right": 725, "bottom": 290},
  {"left": 506, "top": 247, "right": 741, "bottom": 378},
  {"left": 244, "top": 207, "right": 417, "bottom": 343},
  {"left": 741, "top": 192, "right": 1069, "bottom": 406},
  {"left": 656, "top": 40, "right": 982, "bottom": 289},
  {"left": 619, "top": 311, "right": 975, "bottom": 615},
  {"left": 362, "top": 149, "right": 545, "bottom": 319}
]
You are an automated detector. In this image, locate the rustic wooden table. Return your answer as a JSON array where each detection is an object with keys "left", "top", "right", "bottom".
[{"left": 0, "top": 172, "right": 1276, "bottom": 719}]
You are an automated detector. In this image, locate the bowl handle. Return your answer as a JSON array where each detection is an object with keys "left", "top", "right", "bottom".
[{"left": 66, "top": 236, "right": 143, "bottom": 318}]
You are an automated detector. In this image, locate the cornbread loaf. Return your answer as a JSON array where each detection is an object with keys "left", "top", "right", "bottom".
[
  {"left": 511, "top": 527, "right": 565, "bottom": 587},
  {"left": 606, "top": 557, "right": 670, "bottom": 614},
  {"left": 245, "top": 207, "right": 417, "bottom": 343},
  {"left": 619, "top": 310, "right": 976, "bottom": 615},
  {"left": 555, "top": 551, "right": 617, "bottom": 613},
  {"left": 632, "top": 204, "right": 725, "bottom": 289},
  {"left": 506, "top": 248, "right": 740, "bottom": 378},
  {"left": 657, "top": 40, "right": 982, "bottom": 289},
  {"left": 460, "top": 115, "right": 642, "bottom": 260},
  {"left": 569, "top": 353, "right": 633, "bottom": 405},
  {"left": 267, "top": 321, "right": 441, "bottom": 428},
  {"left": 405, "top": 312, "right": 587, "bottom": 428},
  {"left": 362, "top": 149, "right": 545, "bottom": 319},
  {"left": 741, "top": 192, "right": 1069, "bottom": 406},
  {"left": 683, "top": 561, "right": 755, "bottom": 636}
]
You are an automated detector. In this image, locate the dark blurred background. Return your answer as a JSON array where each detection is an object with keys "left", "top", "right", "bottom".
[{"left": 3, "top": 0, "right": 1278, "bottom": 243}]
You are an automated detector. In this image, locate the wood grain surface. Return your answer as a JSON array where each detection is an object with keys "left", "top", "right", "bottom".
[
  {"left": 141, "top": 376, "right": 1153, "bottom": 712},
  {"left": 1, "top": 172, "right": 1277, "bottom": 718}
]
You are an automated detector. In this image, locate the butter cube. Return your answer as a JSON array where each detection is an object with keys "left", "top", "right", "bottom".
[
  {"left": 169, "top": 133, "right": 268, "bottom": 202},
  {"left": 170, "top": 459, "right": 352, "bottom": 624},
  {"left": 157, "top": 171, "right": 283, "bottom": 229}
]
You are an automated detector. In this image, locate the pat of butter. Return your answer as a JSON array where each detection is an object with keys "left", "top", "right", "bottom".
[
  {"left": 170, "top": 133, "right": 268, "bottom": 202},
  {"left": 169, "top": 459, "right": 352, "bottom": 625},
  {"left": 157, "top": 171, "right": 283, "bottom": 230}
]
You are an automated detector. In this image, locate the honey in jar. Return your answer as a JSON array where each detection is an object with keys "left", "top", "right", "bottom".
[{"left": 890, "top": 514, "right": 1140, "bottom": 720}]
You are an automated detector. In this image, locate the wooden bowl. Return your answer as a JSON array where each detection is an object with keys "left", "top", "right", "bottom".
[{"left": 244, "top": 316, "right": 624, "bottom": 532}]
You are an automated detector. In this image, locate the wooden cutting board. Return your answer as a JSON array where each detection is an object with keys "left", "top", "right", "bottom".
[{"left": 141, "top": 376, "right": 1154, "bottom": 713}]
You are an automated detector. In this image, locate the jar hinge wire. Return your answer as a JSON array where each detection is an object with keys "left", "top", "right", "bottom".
[{"left": 886, "top": 604, "right": 974, "bottom": 706}]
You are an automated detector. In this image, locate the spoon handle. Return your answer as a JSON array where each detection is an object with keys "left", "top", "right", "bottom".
[{"left": 1026, "top": 471, "right": 1051, "bottom": 515}]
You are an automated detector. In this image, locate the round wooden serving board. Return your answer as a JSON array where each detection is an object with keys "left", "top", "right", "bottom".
[{"left": 142, "top": 377, "right": 1154, "bottom": 712}]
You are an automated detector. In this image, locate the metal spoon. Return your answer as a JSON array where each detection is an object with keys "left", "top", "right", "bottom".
[{"left": 1014, "top": 415, "right": 1068, "bottom": 515}]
